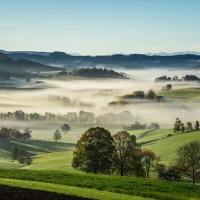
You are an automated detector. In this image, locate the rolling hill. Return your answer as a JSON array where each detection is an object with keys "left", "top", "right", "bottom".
[{"left": 1, "top": 50, "right": 200, "bottom": 69}]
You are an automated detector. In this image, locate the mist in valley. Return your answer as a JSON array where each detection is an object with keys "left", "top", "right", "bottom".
[{"left": 0, "top": 68, "right": 200, "bottom": 132}]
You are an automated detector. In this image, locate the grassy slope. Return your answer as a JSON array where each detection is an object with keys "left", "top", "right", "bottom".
[
  {"left": 0, "top": 169, "right": 199, "bottom": 200},
  {"left": 0, "top": 139, "right": 75, "bottom": 169},
  {"left": 1, "top": 121, "right": 200, "bottom": 199},
  {"left": 0, "top": 178, "right": 152, "bottom": 200},
  {"left": 128, "top": 129, "right": 148, "bottom": 138},
  {"left": 158, "top": 88, "right": 200, "bottom": 98},
  {"left": 2, "top": 128, "right": 200, "bottom": 169},
  {"left": 141, "top": 129, "right": 200, "bottom": 164},
  {"left": 23, "top": 151, "right": 76, "bottom": 172}
]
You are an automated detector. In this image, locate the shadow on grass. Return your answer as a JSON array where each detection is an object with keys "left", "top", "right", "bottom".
[{"left": 0, "top": 139, "right": 75, "bottom": 157}]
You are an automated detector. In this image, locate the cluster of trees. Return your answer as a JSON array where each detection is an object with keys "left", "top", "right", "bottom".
[
  {"left": 0, "top": 110, "right": 141, "bottom": 125},
  {"left": 162, "top": 84, "right": 172, "bottom": 91},
  {"left": 0, "top": 127, "right": 32, "bottom": 141},
  {"left": 123, "top": 121, "right": 160, "bottom": 131},
  {"left": 53, "top": 124, "right": 71, "bottom": 142},
  {"left": 11, "top": 147, "right": 32, "bottom": 165},
  {"left": 173, "top": 118, "right": 199, "bottom": 133},
  {"left": 155, "top": 75, "right": 200, "bottom": 82},
  {"left": 48, "top": 95, "right": 94, "bottom": 107},
  {"left": 108, "top": 90, "right": 165, "bottom": 106},
  {"left": 56, "top": 67, "right": 128, "bottom": 79},
  {"left": 72, "top": 127, "right": 161, "bottom": 178},
  {"left": 72, "top": 127, "right": 200, "bottom": 184},
  {"left": 96, "top": 111, "right": 142, "bottom": 124}
]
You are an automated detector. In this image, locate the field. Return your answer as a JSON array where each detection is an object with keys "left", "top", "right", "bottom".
[
  {"left": 158, "top": 87, "right": 200, "bottom": 98},
  {"left": 1, "top": 125, "right": 200, "bottom": 199},
  {"left": 0, "top": 169, "right": 200, "bottom": 200}
]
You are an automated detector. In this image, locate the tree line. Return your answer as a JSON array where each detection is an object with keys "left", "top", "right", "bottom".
[
  {"left": 0, "top": 110, "right": 142, "bottom": 124},
  {"left": 108, "top": 89, "right": 165, "bottom": 106},
  {"left": 155, "top": 75, "right": 200, "bottom": 82},
  {"left": 173, "top": 118, "right": 199, "bottom": 133},
  {"left": 55, "top": 67, "right": 128, "bottom": 79}
]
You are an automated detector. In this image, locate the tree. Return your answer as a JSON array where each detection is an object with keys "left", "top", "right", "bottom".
[
  {"left": 195, "top": 121, "right": 199, "bottom": 130},
  {"left": 112, "top": 131, "right": 143, "bottom": 176},
  {"left": 175, "top": 140, "right": 200, "bottom": 184},
  {"left": 173, "top": 118, "right": 181, "bottom": 133},
  {"left": 146, "top": 89, "right": 156, "bottom": 100},
  {"left": 22, "top": 127, "right": 32, "bottom": 139},
  {"left": 186, "top": 122, "right": 193, "bottom": 132},
  {"left": 60, "top": 124, "right": 71, "bottom": 133},
  {"left": 113, "top": 131, "right": 133, "bottom": 176},
  {"left": 142, "top": 149, "right": 160, "bottom": 178},
  {"left": 72, "top": 127, "right": 116, "bottom": 174},
  {"left": 149, "top": 122, "right": 160, "bottom": 130},
  {"left": 53, "top": 129, "right": 62, "bottom": 142},
  {"left": 166, "top": 84, "right": 172, "bottom": 91}
]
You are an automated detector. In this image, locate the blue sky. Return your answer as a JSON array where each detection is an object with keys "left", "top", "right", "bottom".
[{"left": 0, "top": 0, "right": 200, "bottom": 55}]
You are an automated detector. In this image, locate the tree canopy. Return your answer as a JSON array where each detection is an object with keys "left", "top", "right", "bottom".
[
  {"left": 53, "top": 129, "right": 62, "bottom": 142},
  {"left": 72, "top": 127, "right": 116, "bottom": 174},
  {"left": 175, "top": 140, "right": 200, "bottom": 184},
  {"left": 113, "top": 131, "right": 143, "bottom": 176}
]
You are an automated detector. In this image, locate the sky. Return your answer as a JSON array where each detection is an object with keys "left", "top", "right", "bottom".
[{"left": 0, "top": 0, "right": 200, "bottom": 55}]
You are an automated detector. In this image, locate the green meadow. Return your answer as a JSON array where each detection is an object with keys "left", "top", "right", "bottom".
[
  {"left": 158, "top": 87, "right": 200, "bottom": 98},
  {"left": 0, "top": 169, "right": 200, "bottom": 200}
]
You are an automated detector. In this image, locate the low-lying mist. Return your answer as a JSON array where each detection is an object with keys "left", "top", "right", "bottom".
[{"left": 0, "top": 68, "right": 200, "bottom": 128}]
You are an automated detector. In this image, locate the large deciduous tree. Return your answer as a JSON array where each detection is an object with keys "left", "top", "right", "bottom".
[
  {"left": 72, "top": 127, "right": 116, "bottom": 174},
  {"left": 175, "top": 140, "right": 200, "bottom": 184},
  {"left": 113, "top": 131, "right": 144, "bottom": 176}
]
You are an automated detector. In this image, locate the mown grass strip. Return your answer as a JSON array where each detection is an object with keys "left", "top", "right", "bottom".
[
  {"left": 0, "top": 178, "right": 153, "bottom": 200},
  {"left": 0, "top": 169, "right": 199, "bottom": 200}
]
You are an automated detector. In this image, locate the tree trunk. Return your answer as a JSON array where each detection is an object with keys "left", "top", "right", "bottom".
[
  {"left": 146, "top": 165, "right": 150, "bottom": 178},
  {"left": 192, "top": 169, "right": 196, "bottom": 184},
  {"left": 120, "top": 161, "right": 124, "bottom": 176}
]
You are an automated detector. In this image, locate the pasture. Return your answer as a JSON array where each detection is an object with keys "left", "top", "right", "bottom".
[{"left": 0, "top": 169, "right": 200, "bottom": 200}]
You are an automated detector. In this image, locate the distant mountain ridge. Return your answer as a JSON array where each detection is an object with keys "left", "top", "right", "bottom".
[
  {"left": 145, "top": 51, "right": 200, "bottom": 56},
  {"left": 1, "top": 50, "right": 200, "bottom": 70},
  {"left": 0, "top": 52, "right": 63, "bottom": 79}
]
